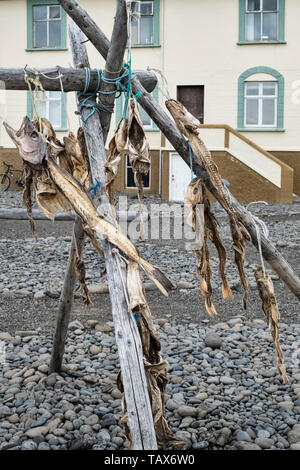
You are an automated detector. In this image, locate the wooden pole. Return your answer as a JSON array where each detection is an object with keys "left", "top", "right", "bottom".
[
  {"left": 51, "top": 10, "right": 157, "bottom": 448},
  {"left": 0, "top": 67, "right": 157, "bottom": 93},
  {"left": 56, "top": 0, "right": 300, "bottom": 302}
]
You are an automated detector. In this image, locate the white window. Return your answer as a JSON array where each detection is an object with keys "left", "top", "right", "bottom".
[
  {"left": 126, "top": 155, "right": 151, "bottom": 189},
  {"left": 33, "top": 4, "right": 62, "bottom": 48},
  {"left": 244, "top": 81, "right": 277, "bottom": 127},
  {"left": 245, "top": 0, "right": 278, "bottom": 41},
  {"left": 131, "top": 1, "right": 154, "bottom": 45},
  {"left": 33, "top": 91, "right": 63, "bottom": 129}
]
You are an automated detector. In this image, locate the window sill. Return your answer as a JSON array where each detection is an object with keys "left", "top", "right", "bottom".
[
  {"left": 145, "top": 128, "right": 160, "bottom": 132},
  {"left": 237, "top": 128, "right": 285, "bottom": 132},
  {"left": 128, "top": 44, "right": 161, "bottom": 49},
  {"left": 54, "top": 128, "right": 68, "bottom": 132},
  {"left": 237, "top": 41, "right": 286, "bottom": 45},
  {"left": 26, "top": 47, "right": 68, "bottom": 52}
]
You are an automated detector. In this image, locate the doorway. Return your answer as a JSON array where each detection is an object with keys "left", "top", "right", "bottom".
[{"left": 177, "top": 85, "right": 204, "bottom": 123}]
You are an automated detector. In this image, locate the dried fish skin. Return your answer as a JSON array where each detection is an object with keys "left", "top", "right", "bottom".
[
  {"left": 45, "top": 155, "right": 172, "bottom": 296},
  {"left": 122, "top": 261, "right": 185, "bottom": 448},
  {"left": 167, "top": 99, "right": 249, "bottom": 309},
  {"left": 127, "top": 99, "right": 151, "bottom": 239},
  {"left": 104, "top": 118, "right": 128, "bottom": 208},
  {"left": 255, "top": 267, "right": 288, "bottom": 384},
  {"left": 64, "top": 132, "right": 90, "bottom": 190}
]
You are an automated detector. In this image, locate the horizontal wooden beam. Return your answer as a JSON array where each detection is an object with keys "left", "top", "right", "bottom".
[
  {"left": 0, "top": 67, "right": 157, "bottom": 93},
  {"left": 0, "top": 207, "right": 148, "bottom": 221}
]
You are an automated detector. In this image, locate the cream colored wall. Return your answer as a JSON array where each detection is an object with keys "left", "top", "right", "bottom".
[{"left": 0, "top": 0, "right": 300, "bottom": 152}]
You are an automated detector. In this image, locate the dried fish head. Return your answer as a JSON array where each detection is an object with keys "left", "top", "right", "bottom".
[
  {"left": 165, "top": 99, "right": 200, "bottom": 135},
  {"left": 3, "top": 117, "right": 46, "bottom": 167}
]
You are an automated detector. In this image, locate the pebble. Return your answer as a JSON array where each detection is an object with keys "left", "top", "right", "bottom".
[
  {"left": 177, "top": 406, "right": 199, "bottom": 418},
  {"left": 204, "top": 333, "right": 222, "bottom": 349}
]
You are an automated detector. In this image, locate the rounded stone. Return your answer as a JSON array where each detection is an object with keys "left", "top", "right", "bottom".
[
  {"left": 204, "top": 333, "right": 222, "bottom": 349},
  {"left": 22, "top": 440, "right": 38, "bottom": 451}
]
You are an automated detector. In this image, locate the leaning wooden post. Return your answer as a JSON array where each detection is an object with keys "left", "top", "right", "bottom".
[
  {"left": 57, "top": 0, "right": 300, "bottom": 301},
  {"left": 56, "top": 14, "right": 156, "bottom": 448},
  {"left": 50, "top": 0, "right": 128, "bottom": 374}
]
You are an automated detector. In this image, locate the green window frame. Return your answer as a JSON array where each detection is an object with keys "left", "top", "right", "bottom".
[
  {"left": 27, "top": 91, "right": 68, "bottom": 131},
  {"left": 237, "top": 66, "right": 284, "bottom": 131},
  {"left": 130, "top": 0, "right": 160, "bottom": 48},
  {"left": 115, "top": 87, "right": 159, "bottom": 131},
  {"left": 27, "top": 0, "right": 67, "bottom": 51},
  {"left": 238, "top": 0, "right": 286, "bottom": 44}
]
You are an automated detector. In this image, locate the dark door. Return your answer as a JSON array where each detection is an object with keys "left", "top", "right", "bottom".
[{"left": 177, "top": 85, "right": 204, "bottom": 123}]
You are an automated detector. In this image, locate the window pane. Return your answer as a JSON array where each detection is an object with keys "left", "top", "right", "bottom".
[
  {"left": 139, "top": 104, "right": 151, "bottom": 126},
  {"left": 246, "top": 83, "right": 259, "bottom": 95},
  {"left": 247, "top": 0, "right": 261, "bottom": 11},
  {"left": 140, "top": 2, "right": 153, "bottom": 15},
  {"left": 49, "top": 20, "right": 61, "bottom": 47},
  {"left": 49, "top": 91, "right": 61, "bottom": 100},
  {"left": 140, "top": 16, "right": 154, "bottom": 44},
  {"left": 263, "top": 82, "right": 276, "bottom": 95},
  {"left": 263, "top": 0, "right": 277, "bottom": 11},
  {"left": 246, "top": 13, "right": 261, "bottom": 40},
  {"left": 262, "top": 99, "right": 275, "bottom": 125},
  {"left": 126, "top": 160, "right": 150, "bottom": 188},
  {"left": 263, "top": 12, "right": 277, "bottom": 39},
  {"left": 34, "top": 21, "right": 47, "bottom": 47},
  {"left": 34, "top": 94, "right": 47, "bottom": 117},
  {"left": 246, "top": 99, "right": 259, "bottom": 125},
  {"left": 49, "top": 6, "right": 61, "bottom": 19},
  {"left": 33, "top": 5, "right": 47, "bottom": 20},
  {"left": 49, "top": 99, "right": 61, "bottom": 128},
  {"left": 131, "top": 17, "right": 138, "bottom": 44}
]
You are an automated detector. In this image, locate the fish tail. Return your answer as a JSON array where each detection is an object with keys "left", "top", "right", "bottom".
[
  {"left": 140, "top": 260, "right": 174, "bottom": 297},
  {"left": 205, "top": 299, "right": 218, "bottom": 317},
  {"left": 222, "top": 279, "right": 233, "bottom": 300}
]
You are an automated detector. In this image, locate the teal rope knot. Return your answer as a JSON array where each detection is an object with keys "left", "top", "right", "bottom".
[
  {"left": 76, "top": 66, "right": 135, "bottom": 123},
  {"left": 88, "top": 180, "right": 103, "bottom": 196}
]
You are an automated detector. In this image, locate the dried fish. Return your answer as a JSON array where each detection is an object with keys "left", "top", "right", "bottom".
[
  {"left": 255, "top": 267, "right": 288, "bottom": 384},
  {"left": 104, "top": 118, "right": 128, "bottom": 211},
  {"left": 64, "top": 131, "right": 90, "bottom": 191},
  {"left": 185, "top": 178, "right": 232, "bottom": 316},
  {"left": 128, "top": 99, "right": 150, "bottom": 239},
  {"left": 3, "top": 117, "right": 172, "bottom": 297},
  {"left": 117, "top": 261, "right": 185, "bottom": 448},
  {"left": 35, "top": 168, "right": 72, "bottom": 221},
  {"left": 166, "top": 99, "right": 250, "bottom": 308}
]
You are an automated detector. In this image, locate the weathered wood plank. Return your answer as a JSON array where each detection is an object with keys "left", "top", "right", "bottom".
[
  {"left": 0, "top": 67, "right": 157, "bottom": 93},
  {"left": 0, "top": 207, "right": 148, "bottom": 221},
  {"left": 50, "top": 15, "right": 157, "bottom": 449}
]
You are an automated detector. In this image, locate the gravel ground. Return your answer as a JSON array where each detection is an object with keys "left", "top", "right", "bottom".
[{"left": 0, "top": 191, "right": 299, "bottom": 451}]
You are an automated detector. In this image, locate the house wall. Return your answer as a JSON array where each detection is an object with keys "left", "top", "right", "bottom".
[{"left": 0, "top": 0, "right": 299, "bottom": 199}]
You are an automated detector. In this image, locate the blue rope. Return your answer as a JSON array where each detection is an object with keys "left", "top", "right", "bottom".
[
  {"left": 77, "top": 66, "right": 134, "bottom": 124},
  {"left": 134, "top": 313, "right": 140, "bottom": 324},
  {"left": 88, "top": 180, "right": 103, "bottom": 196},
  {"left": 187, "top": 140, "right": 195, "bottom": 181}
]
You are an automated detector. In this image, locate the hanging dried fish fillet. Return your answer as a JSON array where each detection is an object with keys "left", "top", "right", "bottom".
[
  {"left": 117, "top": 261, "right": 185, "bottom": 448},
  {"left": 204, "top": 197, "right": 233, "bottom": 300},
  {"left": 35, "top": 168, "right": 72, "bottom": 221},
  {"left": 4, "top": 117, "right": 173, "bottom": 297},
  {"left": 64, "top": 131, "right": 90, "bottom": 191},
  {"left": 166, "top": 99, "right": 250, "bottom": 308},
  {"left": 128, "top": 99, "right": 150, "bottom": 239},
  {"left": 104, "top": 118, "right": 128, "bottom": 210},
  {"left": 255, "top": 267, "right": 288, "bottom": 384},
  {"left": 22, "top": 164, "right": 36, "bottom": 232},
  {"left": 185, "top": 179, "right": 218, "bottom": 316}
]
